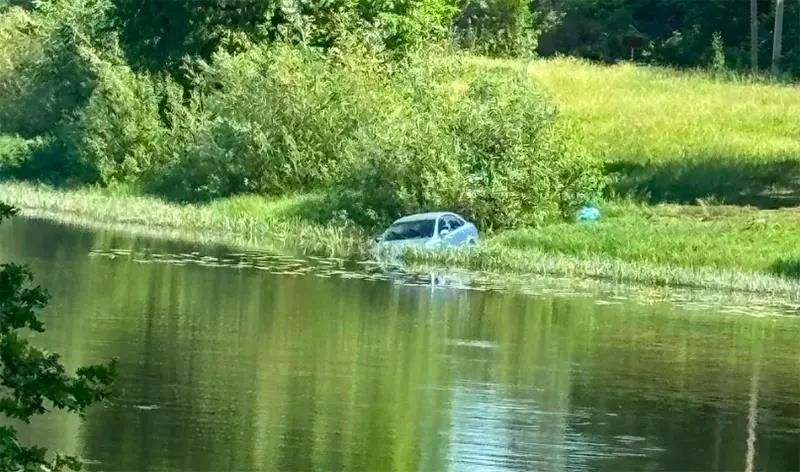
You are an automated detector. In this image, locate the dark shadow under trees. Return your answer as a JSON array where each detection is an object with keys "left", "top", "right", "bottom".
[{"left": 607, "top": 156, "right": 800, "bottom": 209}]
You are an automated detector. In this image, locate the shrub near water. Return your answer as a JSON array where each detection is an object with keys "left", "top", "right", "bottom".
[
  {"left": 2, "top": 17, "right": 604, "bottom": 230},
  {"left": 334, "top": 53, "right": 605, "bottom": 229},
  {"left": 151, "top": 39, "right": 388, "bottom": 201},
  {"left": 60, "top": 58, "right": 180, "bottom": 186},
  {"left": 163, "top": 40, "right": 604, "bottom": 229}
]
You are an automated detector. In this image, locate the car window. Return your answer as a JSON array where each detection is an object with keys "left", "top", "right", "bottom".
[
  {"left": 438, "top": 217, "right": 451, "bottom": 234},
  {"left": 383, "top": 219, "right": 436, "bottom": 241},
  {"left": 444, "top": 215, "right": 463, "bottom": 229}
]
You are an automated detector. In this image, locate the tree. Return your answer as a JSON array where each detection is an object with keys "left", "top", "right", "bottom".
[
  {"left": 752, "top": 0, "right": 759, "bottom": 71},
  {"left": 773, "top": 0, "right": 785, "bottom": 74},
  {"left": 454, "top": 0, "right": 538, "bottom": 56},
  {"left": 109, "top": 0, "right": 460, "bottom": 82},
  {"left": 0, "top": 203, "right": 117, "bottom": 472}
]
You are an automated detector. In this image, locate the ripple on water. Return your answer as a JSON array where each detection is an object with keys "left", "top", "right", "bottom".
[
  {"left": 86, "top": 247, "right": 800, "bottom": 318},
  {"left": 443, "top": 382, "right": 659, "bottom": 471}
]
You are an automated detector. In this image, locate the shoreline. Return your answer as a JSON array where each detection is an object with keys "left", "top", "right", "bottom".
[{"left": 3, "top": 181, "right": 800, "bottom": 299}]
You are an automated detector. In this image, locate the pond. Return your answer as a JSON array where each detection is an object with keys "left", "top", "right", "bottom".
[{"left": 3, "top": 217, "right": 799, "bottom": 471}]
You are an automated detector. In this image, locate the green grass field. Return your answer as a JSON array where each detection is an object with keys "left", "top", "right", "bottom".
[
  {"left": 493, "top": 201, "right": 800, "bottom": 275},
  {"left": 528, "top": 57, "right": 800, "bottom": 207}
]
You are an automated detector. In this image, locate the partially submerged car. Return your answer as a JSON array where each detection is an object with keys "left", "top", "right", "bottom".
[{"left": 375, "top": 212, "right": 479, "bottom": 250}]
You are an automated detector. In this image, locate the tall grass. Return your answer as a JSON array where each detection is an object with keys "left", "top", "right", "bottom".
[
  {"left": 526, "top": 57, "right": 800, "bottom": 205},
  {"left": 401, "top": 237, "right": 800, "bottom": 296},
  {"left": 0, "top": 181, "right": 368, "bottom": 258},
  {"left": 528, "top": 57, "right": 800, "bottom": 164},
  {"left": 492, "top": 201, "right": 800, "bottom": 273},
  {"left": 9, "top": 181, "right": 800, "bottom": 297}
]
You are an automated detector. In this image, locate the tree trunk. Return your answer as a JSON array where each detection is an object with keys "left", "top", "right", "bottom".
[
  {"left": 772, "top": 0, "right": 785, "bottom": 75},
  {"left": 751, "top": 0, "right": 758, "bottom": 71}
]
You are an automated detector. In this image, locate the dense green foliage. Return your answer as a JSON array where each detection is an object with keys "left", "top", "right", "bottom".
[
  {"left": 0, "top": 202, "right": 117, "bottom": 471},
  {"left": 99, "top": 0, "right": 800, "bottom": 75},
  {"left": 331, "top": 57, "right": 603, "bottom": 228},
  {"left": 108, "top": 0, "right": 463, "bottom": 80},
  {"left": 454, "top": 0, "right": 538, "bottom": 56},
  {"left": 0, "top": 0, "right": 605, "bottom": 229},
  {"left": 535, "top": 0, "right": 800, "bottom": 75}
]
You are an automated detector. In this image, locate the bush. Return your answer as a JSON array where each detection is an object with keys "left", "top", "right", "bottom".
[
  {"left": 148, "top": 39, "right": 603, "bottom": 228},
  {"left": 333, "top": 55, "right": 605, "bottom": 229},
  {"left": 150, "top": 38, "right": 394, "bottom": 201},
  {"left": 0, "top": 135, "right": 38, "bottom": 173},
  {"left": 0, "top": 1, "right": 117, "bottom": 138},
  {"left": 2, "top": 1, "right": 604, "bottom": 230},
  {"left": 0, "top": 0, "right": 172, "bottom": 185},
  {"left": 58, "top": 58, "right": 176, "bottom": 185}
]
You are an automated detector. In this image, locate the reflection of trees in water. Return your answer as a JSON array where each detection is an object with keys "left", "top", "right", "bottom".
[
  {"left": 79, "top": 260, "right": 261, "bottom": 471},
  {"left": 0, "top": 217, "right": 98, "bottom": 268},
  {"left": 75, "top": 256, "right": 461, "bottom": 472},
  {"left": 566, "top": 305, "right": 800, "bottom": 472},
  {"left": 250, "top": 275, "right": 456, "bottom": 471},
  {"left": 444, "top": 295, "right": 584, "bottom": 471},
  {"left": 9, "top": 219, "right": 102, "bottom": 459},
  {"left": 744, "top": 356, "right": 760, "bottom": 472},
  {"left": 74, "top": 258, "right": 800, "bottom": 472}
]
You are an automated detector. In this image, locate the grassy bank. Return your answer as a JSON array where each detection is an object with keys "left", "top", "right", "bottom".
[
  {"left": 5, "top": 181, "right": 800, "bottom": 297},
  {"left": 404, "top": 201, "right": 800, "bottom": 295},
  {"left": 4, "top": 59, "right": 800, "bottom": 296},
  {"left": 528, "top": 57, "right": 800, "bottom": 207},
  {"left": 0, "top": 181, "right": 368, "bottom": 258}
]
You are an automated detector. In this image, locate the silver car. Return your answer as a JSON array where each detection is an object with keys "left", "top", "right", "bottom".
[{"left": 375, "top": 212, "right": 479, "bottom": 249}]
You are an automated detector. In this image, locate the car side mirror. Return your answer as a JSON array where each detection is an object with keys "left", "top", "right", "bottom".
[{"left": 440, "top": 229, "right": 450, "bottom": 237}]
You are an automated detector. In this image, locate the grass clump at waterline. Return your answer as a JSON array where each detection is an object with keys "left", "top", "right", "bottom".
[
  {"left": 402, "top": 244, "right": 800, "bottom": 296},
  {"left": 7, "top": 181, "right": 800, "bottom": 297},
  {"left": 0, "top": 181, "right": 368, "bottom": 258},
  {"left": 527, "top": 57, "right": 800, "bottom": 207}
]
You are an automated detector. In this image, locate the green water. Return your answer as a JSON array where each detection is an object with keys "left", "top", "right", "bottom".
[{"left": 2, "top": 217, "right": 800, "bottom": 472}]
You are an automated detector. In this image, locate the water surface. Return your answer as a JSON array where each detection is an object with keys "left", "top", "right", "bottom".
[{"left": 3, "top": 217, "right": 799, "bottom": 471}]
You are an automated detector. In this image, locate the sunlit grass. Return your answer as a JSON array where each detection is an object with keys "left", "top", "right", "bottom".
[
  {"left": 402, "top": 240, "right": 800, "bottom": 296},
  {"left": 492, "top": 201, "right": 800, "bottom": 274},
  {"left": 520, "top": 57, "right": 800, "bottom": 205},
  {"left": 526, "top": 57, "right": 800, "bottom": 164},
  {"left": 0, "top": 181, "right": 368, "bottom": 258},
  {"left": 385, "top": 197, "right": 800, "bottom": 295}
]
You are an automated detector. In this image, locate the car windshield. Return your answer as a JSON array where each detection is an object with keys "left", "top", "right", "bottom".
[{"left": 383, "top": 219, "right": 436, "bottom": 241}]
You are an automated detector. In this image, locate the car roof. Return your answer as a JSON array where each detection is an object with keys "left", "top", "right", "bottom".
[{"left": 391, "top": 212, "right": 463, "bottom": 224}]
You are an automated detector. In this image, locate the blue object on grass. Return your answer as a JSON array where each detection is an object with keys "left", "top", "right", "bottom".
[{"left": 576, "top": 205, "right": 600, "bottom": 222}]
